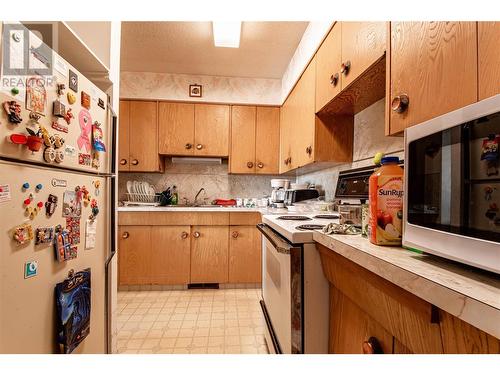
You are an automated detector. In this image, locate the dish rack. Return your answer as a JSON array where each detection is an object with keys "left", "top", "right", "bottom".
[{"left": 123, "top": 193, "right": 160, "bottom": 206}]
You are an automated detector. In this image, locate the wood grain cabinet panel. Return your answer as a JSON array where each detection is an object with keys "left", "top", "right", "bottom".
[
  {"left": 228, "top": 226, "right": 262, "bottom": 283},
  {"left": 150, "top": 226, "right": 191, "bottom": 285},
  {"left": 478, "top": 22, "right": 500, "bottom": 100},
  {"left": 315, "top": 22, "right": 342, "bottom": 112},
  {"left": 388, "top": 22, "right": 477, "bottom": 134},
  {"left": 340, "top": 22, "right": 386, "bottom": 90},
  {"left": 158, "top": 102, "right": 195, "bottom": 156},
  {"left": 255, "top": 106, "right": 280, "bottom": 174},
  {"left": 329, "top": 286, "right": 393, "bottom": 354},
  {"left": 118, "top": 226, "right": 152, "bottom": 285},
  {"left": 128, "top": 100, "right": 162, "bottom": 172},
  {"left": 279, "top": 95, "right": 293, "bottom": 173},
  {"left": 230, "top": 106, "right": 256, "bottom": 173},
  {"left": 194, "top": 104, "right": 230, "bottom": 157},
  {"left": 190, "top": 226, "right": 229, "bottom": 283},
  {"left": 118, "top": 100, "right": 130, "bottom": 171}
]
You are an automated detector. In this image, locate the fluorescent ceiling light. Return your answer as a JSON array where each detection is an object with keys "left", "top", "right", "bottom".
[{"left": 212, "top": 22, "right": 241, "bottom": 48}]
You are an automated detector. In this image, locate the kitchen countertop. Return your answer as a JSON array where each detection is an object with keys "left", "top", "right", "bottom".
[
  {"left": 313, "top": 231, "right": 500, "bottom": 339},
  {"left": 117, "top": 205, "right": 289, "bottom": 214}
]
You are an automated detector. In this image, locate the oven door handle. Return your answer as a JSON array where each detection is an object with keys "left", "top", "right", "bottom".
[{"left": 257, "top": 223, "right": 299, "bottom": 255}]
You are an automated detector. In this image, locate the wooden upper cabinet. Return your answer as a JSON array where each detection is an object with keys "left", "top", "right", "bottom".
[
  {"left": 230, "top": 106, "right": 256, "bottom": 173},
  {"left": 340, "top": 22, "right": 386, "bottom": 90},
  {"left": 279, "top": 96, "right": 292, "bottom": 173},
  {"left": 150, "top": 226, "right": 191, "bottom": 285},
  {"left": 158, "top": 102, "right": 195, "bottom": 156},
  {"left": 315, "top": 22, "right": 342, "bottom": 112},
  {"left": 228, "top": 226, "right": 262, "bottom": 283},
  {"left": 255, "top": 106, "right": 280, "bottom": 174},
  {"left": 388, "top": 22, "right": 477, "bottom": 135},
  {"left": 118, "top": 100, "right": 130, "bottom": 171},
  {"left": 478, "top": 22, "right": 500, "bottom": 100},
  {"left": 194, "top": 104, "right": 230, "bottom": 156},
  {"left": 128, "top": 100, "right": 162, "bottom": 172},
  {"left": 190, "top": 226, "right": 229, "bottom": 283}
]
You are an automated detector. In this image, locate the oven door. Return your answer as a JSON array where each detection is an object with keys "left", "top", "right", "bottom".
[{"left": 257, "top": 223, "right": 303, "bottom": 354}]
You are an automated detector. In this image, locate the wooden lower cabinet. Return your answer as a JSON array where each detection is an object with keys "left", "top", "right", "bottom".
[
  {"left": 228, "top": 226, "right": 262, "bottom": 283},
  {"left": 150, "top": 226, "right": 191, "bottom": 284},
  {"left": 190, "top": 226, "right": 229, "bottom": 283},
  {"left": 118, "top": 226, "right": 152, "bottom": 285}
]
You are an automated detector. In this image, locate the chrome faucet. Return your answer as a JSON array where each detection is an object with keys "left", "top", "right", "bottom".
[{"left": 194, "top": 188, "right": 207, "bottom": 205}]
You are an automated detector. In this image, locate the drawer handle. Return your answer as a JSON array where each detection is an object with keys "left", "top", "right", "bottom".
[
  {"left": 181, "top": 231, "right": 189, "bottom": 239},
  {"left": 340, "top": 60, "right": 351, "bottom": 75},
  {"left": 330, "top": 73, "right": 339, "bottom": 86},
  {"left": 232, "top": 231, "right": 239, "bottom": 239},
  {"left": 362, "top": 337, "right": 383, "bottom": 354},
  {"left": 196, "top": 144, "right": 203, "bottom": 150},
  {"left": 257, "top": 162, "right": 264, "bottom": 169},
  {"left": 119, "top": 159, "right": 127, "bottom": 165},
  {"left": 131, "top": 159, "right": 139, "bottom": 166},
  {"left": 122, "top": 232, "right": 129, "bottom": 239},
  {"left": 185, "top": 143, "right": 193, "bottom": 150},
  {"left": 391, "top": 94, "right": 409, "bottom": 113},
  {"left": 247, "top": 161, "right": 254, "bottom": 169},
  {"left": 193, "top": 231, "right": 200, "bottom": 238},
  {"left": 306, "top": 146, "right": 312, "bottom": 155}
]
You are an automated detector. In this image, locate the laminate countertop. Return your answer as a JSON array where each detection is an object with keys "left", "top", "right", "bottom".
[
  {"left": 117, "top": 206, "right": 289, "bottom": 214},
  {"left": 313, "top": 231, "right": 500, "bottom": 339}
]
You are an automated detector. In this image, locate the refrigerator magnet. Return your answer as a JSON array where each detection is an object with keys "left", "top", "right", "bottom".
[
  {"left": 12, "top": 223, "right": 34, "bottom": 245},
  {"left": 62, "top": 190, "right": 82, "bottom": 218},
  {"left": 24, "top": 261, "right": 38, "bottom": 279},
  {"left": 85, "top": 219, "right": 97, "bottom": 250},
  {"left": 35, "top": 227, "right": 54, "bottom": 245},
  {"left": 0, "top": 184, "right": 11, "bottom": 203},
  {"left": 45, "top": 194, "right": 58, "bottom": 217},
  {"left": 25, "top": 77, "right": 47, "bottom": 115},
  {"left": 92, "top": 121, "right": 106, "bottom": 152},
  {"left": 78, "top": 153, "right": 91, "bottom": 166},
  {"left": 2, "top": 100, "right": 23, "bottom": 124},
  {"left": 81, "top": 91, "right": 91, "bottom": 110},
  {"left": 68, "top": 70, "right": 78, "bottom": 92},
  {"left": 53, "top": 99, "right": 66, "bottom": 118}
]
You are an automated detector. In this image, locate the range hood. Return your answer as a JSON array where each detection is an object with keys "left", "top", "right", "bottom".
[{"left": 171, "top": 157, "right": 222, "bottom": 165}]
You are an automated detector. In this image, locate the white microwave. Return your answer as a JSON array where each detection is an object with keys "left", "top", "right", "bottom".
[{"left": 404, "top": 94, "right": 500, "bottom": 274}]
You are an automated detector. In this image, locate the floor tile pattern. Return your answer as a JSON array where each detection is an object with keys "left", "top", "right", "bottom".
[{"left": 116, "top": 288, "right": 269, "bottom": 354}]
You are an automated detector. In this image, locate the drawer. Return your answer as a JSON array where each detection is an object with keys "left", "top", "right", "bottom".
[
  {"left": 229, "top": 212, "right": 261, "bottom": 226},
  {"left": 118, "top": 211, "right": 229, "bottom": 226}
]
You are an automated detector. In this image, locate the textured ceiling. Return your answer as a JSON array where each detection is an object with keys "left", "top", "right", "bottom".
[{"left": 120, "top": 21, "right": 308, "bottom": 79}]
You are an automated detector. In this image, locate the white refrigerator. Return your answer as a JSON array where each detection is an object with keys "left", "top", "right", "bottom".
[{"left": 0, "top": 23, "right": 117, "bottom": 353}]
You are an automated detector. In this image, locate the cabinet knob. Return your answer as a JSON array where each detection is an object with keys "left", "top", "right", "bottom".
[
  {"left": 247, "top": 161, "right": 254, "bottom": 169},
  {"left": 193, "top": 231, "right": 200, "bottom": 238},
  {"left": 306, "top": 146, "right": 312, "bottom": 155},
  {"left": 232, "top": 231, "right": 239, "bottom": 239},
  {"left": 257, "top": 162, "right": 264, "bottom": 169},
  {"left": 362, "top": 337, "right": 384, "bottom": 354},
  {"left": 119, "top": 159, "right": 127, "bottom": 165},
  {"left": 131, "top": 159, "right": 139, "bottom": 165},
  {"left": 181, "top": 231, "right": 189, "bottom": 239},
  {"left": 284, "top": 159, "right": 288, "bottom": 166},
  {"left": 196, "top": 144, "right": 203, "bottom": 150},
  {"left": 185, "top": 143, "right": 193, "bottom": 150},
  {"left": 330, "top": 73, "right": 339, "bottom": 86},
  {"left": 391, "top": 94, "right": 410, "bottom": 113},
  {"left": 340, "top": 60, "right": 351, "bottom": 75},
  {"left": 122, "top": 232, "right": 129, "bottom": 239}
]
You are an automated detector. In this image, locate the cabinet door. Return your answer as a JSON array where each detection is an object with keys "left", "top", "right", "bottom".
[
  {"left": 329, "top": 287, "right": 393, "bottom": 354},
  {"left": 118, "top": 226, "right": 151, "bottom": 285},
  {"left": 341, "top": 22, "right": 386, "bottom": 90},
  {"left": 292, "top": 58, "right": 316, "bottom": 169},
  {"left": 389, "top": 22, "right": 477, "bottom": 134},
  {"left": 118, "top": 100, "right": 130, "bottom": 171},
  {"left": 315, "top": 23, "right": 342, "bottom": 112},
  {"left": 191, "top": 226, "right": 229, "bottom": 283},
  {"left": 158, "top": 102, "right": 195, "bottom": 156},
  {"left": 129, "top": 101, "right": 161, "bottom": 172},
  {"left": 279, "top": 96, "right": 292, "bottom": 173},
  {"left": 228, "top": 226, "right": 262, "bottom": 283},
  {"left": 150, "top": 226, "right": 191, "bottom": 285},
  {"left": 230, "top": 106, "right": 256, "bottom": 173},
  {"left": 255, "top": 106, "right": 280, "bottom": 174},
  {"left": 478, "top": 22, "right": 500, "bottom": 100},
  {"left": 194, "top": 104, "right": 230, "bottom": 156}
]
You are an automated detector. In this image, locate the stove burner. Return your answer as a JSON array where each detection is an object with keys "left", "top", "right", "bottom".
[
  {"left": 277, "top": 215, "right": 312, "bottom": 221},
  {"left": 296, "top": 224, "right": 325, "bottom": 231},
  {"left": 314, "top": 214, "right": 340, "bottom": 219}
]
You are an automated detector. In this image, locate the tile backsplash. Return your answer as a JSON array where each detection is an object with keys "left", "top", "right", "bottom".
[
  {"left": 297, "top": 99, "right": 404, "bottom": 201},
  {"left": 118, "top": 160, "right": 282, "bottom": 204}
]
